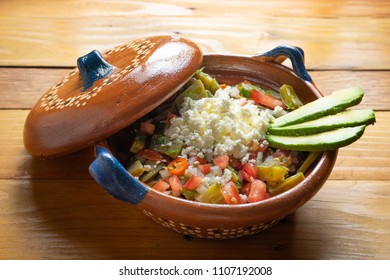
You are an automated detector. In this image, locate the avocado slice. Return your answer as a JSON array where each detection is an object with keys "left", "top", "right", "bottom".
[
  {"left": 174, "top": 79, "right": 209, "bottom": 108},
  {"left": 268, "top": 109, "right": 375, "bottom": 136},
  {"left": 266, "top": 125, "right": 366, "bottom": 151},
  {"left": 270, "top": 87, "right": 364, "bottom": 128}
]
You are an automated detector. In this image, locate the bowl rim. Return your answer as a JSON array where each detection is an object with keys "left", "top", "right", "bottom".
[
  {"left": 134, "top": 149, "right": 337, "bottom": 210},
  {"left": 94, "top": 52, "right": 338, "bottom": 218}
]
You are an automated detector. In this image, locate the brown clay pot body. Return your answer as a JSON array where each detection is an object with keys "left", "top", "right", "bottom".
[
  {"left": 91, "top": 53, "right": 338, "bottom": 239},
  {"left": 23, "top": 36, "right": 338, "bottom": 239}
]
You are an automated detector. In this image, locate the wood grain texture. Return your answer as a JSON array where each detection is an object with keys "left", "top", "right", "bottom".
[
  {"left": 0, "top": 0, "right": 389, "bottom": 260},
  {"left": 0, "top": 0, "right": 389, "bottom": 69},
  {"left": 1, "top": 68, "right": 390, "bottom": 110},
  {"left": 0, "top": 110, "right": 93, "bottom": 180},
  {"left": 0, "top": 179, "right": 388, "bottom": 260}
]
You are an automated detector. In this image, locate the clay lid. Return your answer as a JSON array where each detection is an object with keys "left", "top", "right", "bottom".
[{"left": 24, "top": 36, "right": 203, "bottom": 158}]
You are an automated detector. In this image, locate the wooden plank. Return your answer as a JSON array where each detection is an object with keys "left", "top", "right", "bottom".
[
  {"left": 1, "top": 68, "right": 390, "bottom": 110},
  {"left": 2, "top": 0, "right": 390, "bottom": 18},
  {"left": 0, "top": 68, "right": 71, "bottom": 109},
  {"left": 0, "top": 110, "right": 388, "bottom": 181},
  {"left": 1, "top": 0, "right": 389, "bottom": 263},
  {"left": 310, "top": 71, "right": 390, "bottom": 111},
  {"left": 330, "top": 111, "right": 389, "bottom": 180},
  {"left": 0, "top": 179, "right": 388, "bottom": 259},
  {"left": 0, "top": 110, "right": 94, "bottom": 180},
  {"left": 0, "top": 1, "right": 389, "bottom": 69}
]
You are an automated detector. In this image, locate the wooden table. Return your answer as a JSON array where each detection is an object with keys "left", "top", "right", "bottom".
[{"left": 0, "top": 0, "right": 389, "bottom": 260}]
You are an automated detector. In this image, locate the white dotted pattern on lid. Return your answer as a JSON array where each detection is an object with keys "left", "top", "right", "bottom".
[{"left": 39, "top": 39, "right": 156, "bottom": 111}]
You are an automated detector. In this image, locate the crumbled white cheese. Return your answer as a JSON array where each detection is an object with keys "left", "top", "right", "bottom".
[
  {"left": 273, "top": 105, "right": 287, "bottom": 117},
  {"left": 159, "top": 168, "right": 171, "bottom": 179},
  {"left": 240, "top": 153, "right": 250, "bottom": 164},
  {"left": 143, "top": 164, "right": 152, "bottom": 171},
  {"left": 200, "top": 166, "right": 232, "bottom": 188},
  {"left": 164, "top": 88, "right": 273, "bottom": 161},
  {"left": 227, "top": 85, "right": 240, "bottom": 98}
]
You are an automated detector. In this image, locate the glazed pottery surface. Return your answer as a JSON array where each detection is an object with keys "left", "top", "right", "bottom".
[
  {"left": 23, "top": 36, "right": 338, "bottom": 239},
  {"left": 89, "top": 44, "right": 338, "bottom": 239},
  {"left": 23, "top": 36, "right": 202, "bottom": 158}
]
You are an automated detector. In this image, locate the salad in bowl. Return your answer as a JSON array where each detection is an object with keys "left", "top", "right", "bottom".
[{"left": 124, "top": 70, "right": 326, "bottom": 204}]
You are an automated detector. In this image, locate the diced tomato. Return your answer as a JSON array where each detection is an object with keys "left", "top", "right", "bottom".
[
  {"left": 197, "top": 164, "right": 211, "bottom": 175},
  {"left": 240, "top": 170, "right": 253, "bottom": 183},
  {"left": 139, "top": 121, "right": 155, "bottom": 136},
  {"left": 220, "top": 83, "right": 227, "bottom": 89},
  {"left": 241, "top": 163, "right": 257, "bottom": 180},
  {"left": 153, "top": 180, "right": 170, "bottom": 192},
  {"left": 166, "top": 111, "right": 177, "bottom": 126},
  {"left": 247, "top": 179, "right": 267, "bottom": 203},
  {"left": 168, "top": 175, "right": 182, "bottom": 197},
  {"left": 228, "top": 158, "right": 241, "bottom": 170},
  {"left": 213, "top": 155, "right": 230, "bottom": 169},
  {"left": 241, "top": 182, "right": 251, "bottom": 196},
  {"left": 197, "top": 157, "right": 207, "bottom": 164},
  {"left": 250, "top": 89, "right": 287, "bottom": 109},
  {"left": 182, "top": 175, "right": 203, "bottom": 190},
  {"left": 258, "top": 142, "right": 269, "bottom": 153},
  {"left": 167, "top": 158, "right": 189, "bottom": 175},
  {"left": 221, "top": 181, "right": 242, "bottom": 205},
  {"left": 249, "top": 140, "right": 268, "bottom": 154},
  {"left": 189, "top": 155, "right": 207, "bottom": 165},
  {"left": 273, "top": 148, "right": 289, "bottom": 158},
  {"left": 137, "top": 149, "right": 169, "bottom": 162}
]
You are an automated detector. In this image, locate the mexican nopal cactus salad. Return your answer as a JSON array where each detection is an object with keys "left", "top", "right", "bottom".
[{"left": 124, "top": 69, "right": 374, "bottom": 204}]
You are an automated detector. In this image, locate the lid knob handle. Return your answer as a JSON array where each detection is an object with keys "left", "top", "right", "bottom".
[{"left": 77, "top": 50, "right": 114, "bottom": 91}]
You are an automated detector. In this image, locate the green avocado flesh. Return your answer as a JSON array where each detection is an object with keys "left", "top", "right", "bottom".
[
  {"left": 270, "top": 87, "right": 364, "bottom": 128},
  {"left": 266, "top": 125, "right": 366, "bottom": 151},
  {"left": 268, "top": 109, "right": 376, "bottom": 136}
]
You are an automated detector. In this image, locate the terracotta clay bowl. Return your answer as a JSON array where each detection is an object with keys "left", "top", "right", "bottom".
[{"left": 89, "top": 46, "right": 338, "bottom": 239}]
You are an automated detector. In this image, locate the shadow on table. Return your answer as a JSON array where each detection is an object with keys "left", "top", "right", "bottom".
[{"left": 23, "top": 149, "right": 312, "bottom": 260}]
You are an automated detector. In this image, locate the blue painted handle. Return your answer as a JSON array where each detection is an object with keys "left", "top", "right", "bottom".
[
  {"left": 77, "top": 50, "right": 114, "bottom": 91},
  {"left": 89, "top": 146, "right": 148, "bottom": 205},
  {"left": 258, "top": 45, "right": 312, "bottom": 83}
]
